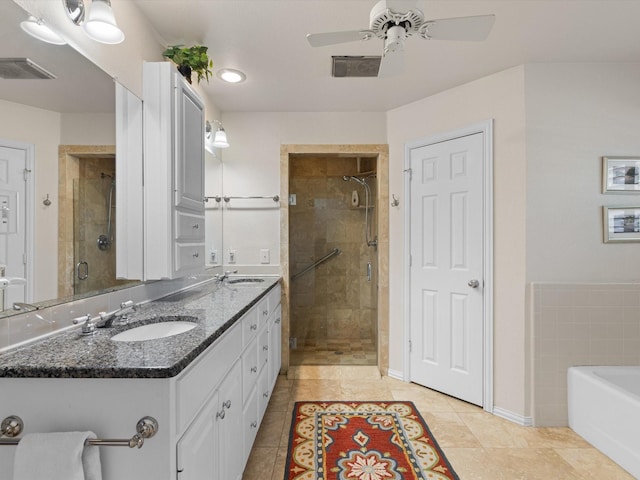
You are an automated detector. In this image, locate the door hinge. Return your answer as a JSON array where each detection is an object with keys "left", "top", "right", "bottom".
[
  {"left": 409, "top": 254, "right": 412, "bottom": 267},
  {"left": 23, "top": 253, "right": 27, "bottom": 265},
  {"left": 409, "top": 340, "right": 412, "bottom": 353},
  {"left": 23, "top": 168, "right": 31, "bottom": 181}
]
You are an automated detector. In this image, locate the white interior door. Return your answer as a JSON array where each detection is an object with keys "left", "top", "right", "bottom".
[
  {"left": 0, "top": 144, "right": 28, "bottom": 310},
  {"left": 409, "top": 132, "right": 484, "bottom": 406}
]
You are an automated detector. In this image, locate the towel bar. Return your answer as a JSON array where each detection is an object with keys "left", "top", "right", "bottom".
[{"left": 0, "top": 415, "right": 158, "bottom": 449}]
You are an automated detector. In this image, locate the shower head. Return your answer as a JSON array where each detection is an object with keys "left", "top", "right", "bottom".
[{"left": 342, "top": 175, "right": 366, "bottom": 186}]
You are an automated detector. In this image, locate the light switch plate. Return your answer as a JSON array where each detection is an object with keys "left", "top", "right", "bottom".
[
  {"left": 260, "top": 249, "right": 270, "bottom": 264},
  {"left": 228, "top": 250, "right": 236, "bottom": 264}
]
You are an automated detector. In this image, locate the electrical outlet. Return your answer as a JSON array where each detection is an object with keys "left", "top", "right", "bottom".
[
  {"left": 260, "top": 249, "right": 270, "bottom": 264},
  {"left": 289, "top": 194, "right": 297, "bottom": 206},
  {"left": 210, "top": 250, "right": 218, "bottom": 264},
  {"left": 228, "top": 250, "right": 236, "bottom": 264}
]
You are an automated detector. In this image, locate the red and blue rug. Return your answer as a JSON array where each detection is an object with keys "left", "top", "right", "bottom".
[{"left": 284, "top": 401, "right": 459, "bottom": 480}]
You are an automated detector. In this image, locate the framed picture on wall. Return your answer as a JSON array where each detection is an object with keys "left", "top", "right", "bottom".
[
  {"left": 603, "top": 206, "right": 640, "bottom": 242},
  {"left": 602, "top": 156, "right": 640, "bottom": 193}
]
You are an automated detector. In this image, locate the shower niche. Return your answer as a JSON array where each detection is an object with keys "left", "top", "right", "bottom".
[{"left": 288, "top": 154, "right": 378, "bottom": 366}]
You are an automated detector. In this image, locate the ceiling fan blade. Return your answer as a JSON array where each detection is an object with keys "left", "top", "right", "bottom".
[
  {"left": 423, "top": 14, "right": 495, "bottom": 41},
  {"left": 306, "top": 30, "right": 374, "bottom": 47},
  {"left": 377, "top": 48, "right": 404, "bottom": 78}
]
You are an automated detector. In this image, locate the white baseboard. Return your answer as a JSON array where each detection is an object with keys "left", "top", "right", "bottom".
[
  {"left": 492, "top": 406, "right": 532, "bottom": 426},
  {"left": 386, "top": 369, "right": 404, "bottom": 381}
]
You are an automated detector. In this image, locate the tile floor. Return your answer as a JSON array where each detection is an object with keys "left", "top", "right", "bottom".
[
  {"left": 289, "top": 339, "right": 377, "bottom": 365},
  {"left": 242, "top": 366, "right": 634, "bottom": 480}
]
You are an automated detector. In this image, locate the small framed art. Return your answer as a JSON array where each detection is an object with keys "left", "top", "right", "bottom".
[
  {"left": 603, "top": 206, "right": 640, "bottom": 243},
  {"left": 602, "top": 156, "right": 640, "bottom": 193}
]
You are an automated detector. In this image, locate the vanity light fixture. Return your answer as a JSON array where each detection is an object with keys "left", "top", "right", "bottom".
[
  {"left": 20, "top": 16, "right": 67, "bottom": 45},
  {"left": 83, "top": 0, "right": 125, "bottom": 44},
  {"left": 217, "top": 68, "right": 246, "bottom": 84},
  {"left": 211, "top": 120, "right": 230, "bottom": 148}
]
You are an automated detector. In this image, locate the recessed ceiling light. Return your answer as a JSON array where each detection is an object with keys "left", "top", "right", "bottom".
[{"left": 217, "top": 69, "right": 246, "bottom": 84}]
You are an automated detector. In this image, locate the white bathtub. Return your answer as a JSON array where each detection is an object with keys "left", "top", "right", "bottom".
[{"left": 568, "top": 366, "right": 640, "bottom": 478}]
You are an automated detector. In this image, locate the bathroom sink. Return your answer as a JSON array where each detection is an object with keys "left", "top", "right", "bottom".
[
  {"left": 227, "top": 278, "right": 265, "bottom": 285},
  {"left": 111, "top": 321, "right": 196, "bottom": 342}
]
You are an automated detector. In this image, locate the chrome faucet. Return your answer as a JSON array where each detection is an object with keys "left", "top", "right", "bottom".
[
  {"left": 96, "top": 300, "right": 138, "bottom": 328},
  {"left": 215, "top": 270, "right": 238, "bottom": 282}
]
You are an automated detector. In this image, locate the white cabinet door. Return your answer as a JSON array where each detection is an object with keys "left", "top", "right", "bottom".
[
  {"left": 177, "top": 391, "right": 219, "bottom": 480},
  {"left": 175, "top": 79, "right": 205, "bottom": 211},
  {"left": 217, "top": 360, "right": 243, "bottom": 480},
  {"left": 269, "top": 304, "right": 282, "bottom": 388}
]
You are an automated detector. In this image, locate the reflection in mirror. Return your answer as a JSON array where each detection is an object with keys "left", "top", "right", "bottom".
[
  {"left": 0, "top": 0, "right": 139, "bottom": 317},
  {"left": 204, "top": 143, "right": 223, "bottom": 267}
]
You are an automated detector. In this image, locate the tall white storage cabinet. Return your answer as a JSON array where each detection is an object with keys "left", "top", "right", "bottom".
[{"left": 143, "top": 62, "right": 205, "bottom": 280}]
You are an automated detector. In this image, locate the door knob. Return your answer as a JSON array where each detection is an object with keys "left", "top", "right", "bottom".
[{"left": 468, "top": 279, "right": 480, "bottom": 288}]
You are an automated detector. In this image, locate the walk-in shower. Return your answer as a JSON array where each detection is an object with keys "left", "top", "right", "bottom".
[{"left": 289, "top": 155, "right": 378, "bottom": 366}]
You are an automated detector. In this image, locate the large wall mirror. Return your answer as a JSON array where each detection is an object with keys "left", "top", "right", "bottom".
[{"left": 0, "top": 0, "right": 141, "bottom": 317}]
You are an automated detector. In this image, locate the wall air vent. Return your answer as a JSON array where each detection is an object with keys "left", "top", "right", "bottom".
[
  {"left": 332, "top": 56, "right": 381, "bottom": 78},
  {"left": 0, "top": 58, "right": 56, "bottom": 80}
]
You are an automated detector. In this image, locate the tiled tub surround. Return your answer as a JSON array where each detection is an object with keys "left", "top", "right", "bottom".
[
  {"left": 0, "top": 275, "right": 281, "bottom": 377},
  {"left": 531, "top": 283, "right": 640, "bottom": 427}
]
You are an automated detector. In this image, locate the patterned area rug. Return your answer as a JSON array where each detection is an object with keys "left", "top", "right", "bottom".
[{"left": 284, "top": 401, "right": 459, "bottom": 480}]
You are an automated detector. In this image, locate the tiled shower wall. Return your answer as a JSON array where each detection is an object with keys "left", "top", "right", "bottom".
[
  {"left": 289, "top": 156, "right": 377, "bottom": 358},
  {"left": 531, "top": 283, "right": 640, "bottom": 426}
]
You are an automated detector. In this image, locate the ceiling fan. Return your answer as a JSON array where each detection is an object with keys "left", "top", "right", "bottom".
[{"left": 306, "top": 0, "right": 495, "bottom": 78}]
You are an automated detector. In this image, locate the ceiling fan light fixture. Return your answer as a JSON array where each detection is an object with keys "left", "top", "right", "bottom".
[
  {"left": 20, "top": 16, "right": 67, "bottom": 45},
  {"left": 83, "top": 0, "right": 125, "bottom": 44},
  {"left": 217, "top": 68, "right": 246, "bottom": 84}
]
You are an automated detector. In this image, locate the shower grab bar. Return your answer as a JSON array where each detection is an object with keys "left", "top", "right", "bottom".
[
  {"left": 204, "top": 195, "right": 280, "bottom": 203},
  {"left": 291, "top": 248, "right": 341, "bottom": 281},
  {"left": 0, "top": 415, "right": 158, "bottom": 449}
]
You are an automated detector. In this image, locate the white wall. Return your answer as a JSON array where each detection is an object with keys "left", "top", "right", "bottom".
[
  {"left": 60, "top": 113, "right": 116, "bottom": 145},
  {"left": 220, "top": 112, "right": 386, "bottom": 268},
  {"left": 387, "top": 66, "right": 529, "bottom": 418},
  {"left": 525, "top": 63, "right": 640, "bottom": 282},
  {"left": 0, "top": 100, "right": 61, "bottom": 303}
]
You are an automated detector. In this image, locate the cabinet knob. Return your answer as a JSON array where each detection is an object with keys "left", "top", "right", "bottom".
[
  {"left": 263, "top": 309, "right": 269, "bottom": 316},
  {"left": 250, "top": 324, "right": 257, "bottom": 331},
  {"left": 223, "top": 400, "right": 231, "bottom": 409},
  {"left": 263, "top": 345, "right": 269, "bottom": 351},
  {"left": 216, "top": 409, "right": 225, "bottom": 420},
  {"left": 250, "top": 366, "right": 257, "bottom": 373},
  {"left": 250, "top": 421, "right": 257, "bottom": 429},
  {"left": 192, "top": 223, "right": 199, "bottom": 229},
  {"left": 192, "top": 252, "right": 199, "bottom": 258},
  {"left": 275, "top": 318, "right": 281, "bottom": 324},
  {"left": 263, "top": 392, "right": 269, "bottom": 398}
]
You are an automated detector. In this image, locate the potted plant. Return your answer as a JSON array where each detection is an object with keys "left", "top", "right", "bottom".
[{"left": 162, "top": 44, "right": 214, "bottom": 84}]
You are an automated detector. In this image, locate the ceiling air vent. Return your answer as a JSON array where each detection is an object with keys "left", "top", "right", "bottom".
[
  {"left": 0, "top": 58, "right": 56, "bottom": 80},
  {"left": 332, "top": 56, "right": 381, "bottom": 78}
]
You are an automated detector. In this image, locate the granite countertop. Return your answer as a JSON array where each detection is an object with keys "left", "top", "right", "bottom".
[{"left": 0, "top": 276, "right": 281, "bottom": 379}]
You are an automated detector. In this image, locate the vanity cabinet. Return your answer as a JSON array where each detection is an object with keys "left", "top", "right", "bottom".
[
  {"left": 143, "top": 62, "right": 205, "bottom": 280},
  {"left": 0, "top": 283, "right": 282, "bottom": 480}
]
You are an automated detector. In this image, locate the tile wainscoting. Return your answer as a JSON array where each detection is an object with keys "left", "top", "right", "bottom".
[{"left": 531, "top": 282, "right": 640, "bottom": 426}]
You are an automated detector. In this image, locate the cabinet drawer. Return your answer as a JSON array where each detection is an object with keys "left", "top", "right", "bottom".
[
  {"left": 176, "top": 324, "right": 241, "bottom": 434},
  {"left": 175, "top": 243, "right": 205, "bottom": 272},
  {"left": 242, "top": 337, "right": 259, "bottom": 405},
  {"left": 258, "top": 327, "right": 269, "bottom": 372},
  {"left": 175, "top": 211, "right": 205, "bottom": 241},
  {"left": 242, "top": 307, "right": 259, "bottom": 348}
]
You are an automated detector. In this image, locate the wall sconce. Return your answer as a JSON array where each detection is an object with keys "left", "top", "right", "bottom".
[
  {"left": 210, "top": 120, "right": 230, "bottom": 149},
  {"left": 63, "top": 0, "right": 125, "bottom": 44},
  {"left": 20, "top": 16, "right": 66, "bottom": 45}
]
